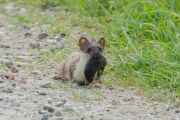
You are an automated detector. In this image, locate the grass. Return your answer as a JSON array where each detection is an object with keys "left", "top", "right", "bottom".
[{"left": 0, "top": 0, "right": 180, "bottom": 102}]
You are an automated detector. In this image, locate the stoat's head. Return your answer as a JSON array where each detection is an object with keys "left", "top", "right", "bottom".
[{"left": 78, "top": 37, "right": 105, "bottom": 59}]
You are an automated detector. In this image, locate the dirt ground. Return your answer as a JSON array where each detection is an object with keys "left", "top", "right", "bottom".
[{"left": 0, "top": 3, "right": 179, "bottom": 120}]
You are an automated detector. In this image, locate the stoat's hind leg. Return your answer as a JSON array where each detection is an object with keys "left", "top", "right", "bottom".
[{"left": 52, "top": 63, "right": 65, "bottom": 80}]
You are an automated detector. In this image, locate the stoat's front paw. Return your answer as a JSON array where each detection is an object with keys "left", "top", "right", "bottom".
[{"left": 88, "top": 82, "right": 100, "bottom": 89}]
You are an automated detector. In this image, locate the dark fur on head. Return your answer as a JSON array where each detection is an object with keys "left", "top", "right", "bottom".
[{"left": 78, "top": 37, "right": 105, "bottom": 58}]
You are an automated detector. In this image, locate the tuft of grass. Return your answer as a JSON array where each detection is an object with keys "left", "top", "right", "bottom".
[{"left": 0, "top": 0, "right": 180, "bottom": 102}]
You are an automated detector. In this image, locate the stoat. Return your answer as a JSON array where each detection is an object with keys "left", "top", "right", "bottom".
[{"left": 53, "top": 37, "right": 107, "bottom": 86}]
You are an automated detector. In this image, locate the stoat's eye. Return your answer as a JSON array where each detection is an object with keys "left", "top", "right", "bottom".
[
  {"left": 87, "top": 48, "right": 91, "bottom": 52},
  {"left": 99, "top": 47, "right": 102, "bottom": 52}
]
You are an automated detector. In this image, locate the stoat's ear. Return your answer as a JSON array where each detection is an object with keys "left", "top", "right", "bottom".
[
  {"left": 78, "top": 37, "right": 90, "bottom": 51},
  {"left": 98, "top": 38, "right": 105, "bottom": 49}
]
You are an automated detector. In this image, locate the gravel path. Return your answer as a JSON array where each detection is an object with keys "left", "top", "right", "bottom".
[{"left": 0, "top": 3, "right": 179, "bottom": 120}]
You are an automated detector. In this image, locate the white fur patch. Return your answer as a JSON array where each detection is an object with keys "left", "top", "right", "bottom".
[{"left": 73, "top": 52, "right": 90, "bottom": 83}]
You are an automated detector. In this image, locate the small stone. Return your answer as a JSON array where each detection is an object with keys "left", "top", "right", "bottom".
[
  {"left": 165, "top": 105, "right": 170, "bottom": 111},
  {"left": 12, "top": 102, "right": 20, "bottom": 107},
  {"left": 0, "top": 79, "right": 4, "bottom": 83},
  {"left": 19, "top": 8, "right": 26, "bottom": 13},
  {"left": 54, "top": 35, "right": 61, "bottom": 41},
  {"left": 11, "top": 67, "right": 19, "bottom": 73},
  {"left": 78, "top": 106, "right": 86, "bottom": 111},
  {"left": 109, "top": 87, "right": 114, "bottom": 90},
  {"left": 40, "top": 49, "right": 51, "bottom": 54},
  {"left": 42, "top": 83, "right": 52, "bottom": 88},
  {"left": 12, "top": 83, "right": 16, "bottom": 87},
  {"left": 132, "top": 96, "right": 142, "bottom": 100},
  {"left": 39, "top": 33, "right": 48, "bottom": 39},
  {"left": 60, "top": 33, "right": 66, "bottom": 38},
  {"left": 29, "top": 42, "right": 40, "bottom": 49},
  {"left": 9, "top": 74, "right": 15, "bottom": 80},
  {"left": 5, "top": 61, "right": 14, "bottom": 68},
  {"left": 54, "top": 110, "right": 62, "bottom": 116},
  {"left": 46, "top": 39, "right": 57, "bottom": 45},
  {"left": 175, "top": 110, "right": 180, "bottom": 113},
  {"left": 127, "top": 86, "right": 136, "bottom": 90},
  {"left": 2, "top": 87, "right": 13, "bottom": 93},
  {"left": 17, "top": 52, "right": 32, "bottom": 56},
  {"left": 0, "top": 44, "right": 10, "bottom": 48},
  {"left": 104, "top": 105, "right": 114, "bottom": 109},
  {"left": 0, "top": 97, "right": 3, "bottom": 101},
  {"left": 41, "top": 114, "right": 48, "bottom": 120},
  {"left": 16, "top": 80, "right": 26, "bottom": 84},
  {"left": 56, "top": 101, "right": 65, "bottom": 107},
  {"left": 16, "top": 62, "right": 29, "bottom": 67},
  {"left": 39, "top": 90, "right": 46, "bottom": 95},
  {"left": 63, "top": 103, "right": 71, "bottom": 107},
  {"left": 55, "top": 43, "right": 64, "bottom": 49},
  {"left": 31, "top": 71, "right": 42, "bottom": 75},
  {"left": 122, "top": 96, "right": 133, "bottom": 102},
  {"left": 33, "top": 100, "right": 38, "bottom": 103},
  {"left": 5, "top": 52, "right": 13, "bottom": 56},
  {"left": 25, "top": 32, "right": 32, "bottom": 38},
  {"left": 43, "top": 105, "right": 55, "bottom": 112},
  {"left": 47, "top": 98, "right": 52, "bottom": 103},
  {"left": 0, "top": 84, "right": 6, "bottom": 88},
  {"left": 48, "top": 6, "right": 62, "bottom": 12}
]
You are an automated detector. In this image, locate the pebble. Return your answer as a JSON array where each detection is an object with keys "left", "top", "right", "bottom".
[
  {"left": 41, "top": 114, "right": 48, "bottom": 120},
  {"left": 46, "top": 39, "right": 57, "bottom": 45},
  {"left": 127, "top": 86, "right": 136, "bottom": 90},
  {"left": 17, "top": 52, "right": 32, "bottom": 56},
  {"left": 47, "top": 98, "right": 52, "bottom": 103},
  {"left": 60, "top": 33, "right": 66, "bottom": 38},
  {"left": 165, "top": 105, "right": 170, "bottom": 111},
  {"left": 24, "top": 32, "right": 32, "bottom": 38},
  {"left": 78, "top": 106, "right": 86, "bottom": 111},
  {"left": 16, "top": 62, "right": 29, "bottom": 67},
  {"left": 31, "top": 71, "right": 42, "bottom": 75},
  {"left": 104, "top": 104, "right": 114, "bottom": 109},
  {"left": 29, "top": 42, "right": 40, "bottom": 49},
  {"left": 12, "top": 102, "right": 20, "bottom": 107},
  {"left": 33, "top": 100, "right": 38, "bottom": 103},
  {"left": 11, "top": 67, "right": 19, "bottom": 73},
  {"left": 48, "top": 6, "right": 62, "bottom": 12},
  {"left": 38, "top": 33, "right": 48, "bottom": 39},
  {"left": 42, "top": 83, "right": 52, "bottom": 88},
  {"left": 54, "top": 43, "right": 64, "bottom": 49},
  {"left": 9, "top": 74, "right": 15, "bottom": 80},
  {"left": 56, "top": 101, "right": 65, "bottom": 107},
  {"left": 54, "top": 35, "right": 61, "bottom": 41},
  {"left": 43, "top": 105, "right": 55, "bottom": 112},
  {"left": 0, "top": 84, "right": 6, "bottom": 88},
  {"left": 16, "top": 80, "right": 26, "bottom": 84},
  {"left": 12, "top": 83, "right": 16, "bottom": 87},
  {"left": 0, "top": 97, "right": 3, "bottom": 101},
  {"left": 20, "top": 58, "right": 33, "bottom": 63},
  {"left": 109, "top": 87, "right": 114, "bottom": 90},
  {"left": 2, "top": 87, "right": 13, "bottom": 93},
  {"left": 54, "top": 110, "right": 62, "bottom": 116},
  {"left": 5, "top": 61, "right": 14, "bottom": 68},
  {"left": 39, "top": 90, "right": 46, "bottom": 95},
  {"left": 0, "top": 79, "right": 4, "bottom": 83},
  {"left": 0, "top": 44, "right": 10, "bottom": 48},
  {"left": 122, "top": 96, "right": 133, "bottom": 102},
  {"left": 175, "top": 110, "right": 180, "bottom": 113}
]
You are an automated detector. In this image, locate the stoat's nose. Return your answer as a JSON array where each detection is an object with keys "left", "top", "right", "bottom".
[{"left": 92, "top": 53, "right": 100, "bottom": 58}]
